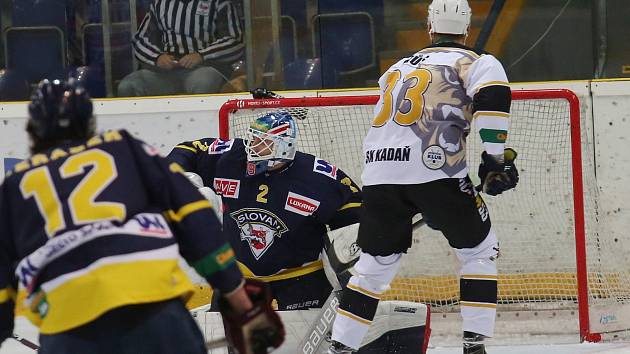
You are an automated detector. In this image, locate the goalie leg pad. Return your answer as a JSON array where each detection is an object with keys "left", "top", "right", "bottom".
[
  {"left": 358, "top": 300, "right": 431, "bottom": 354},
  {"left": 454, "top": 228, "right": 499, "bottom": 338},
  {"left": 331, "top": 252, "right": 403, "bottom": 349}
]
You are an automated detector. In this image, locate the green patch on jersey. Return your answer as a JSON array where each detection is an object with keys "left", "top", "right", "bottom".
[{"left": 479, "top": 129, "right": 508, "bottom": 143}]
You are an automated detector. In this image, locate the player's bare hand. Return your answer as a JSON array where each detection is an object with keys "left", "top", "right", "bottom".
[
  {"left": 179, "top": 53, "right": 203, "bottom": 69},
  {"left": 157, "top": 54, "right": 177, "bottom": 70}
]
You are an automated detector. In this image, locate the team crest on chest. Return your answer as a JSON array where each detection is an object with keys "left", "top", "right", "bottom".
[{"left": 230, "top": 208, "right": 289, "bottom": 260}]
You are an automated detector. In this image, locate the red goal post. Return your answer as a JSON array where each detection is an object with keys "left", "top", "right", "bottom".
[{"left": 218, "top": 90, "right": 630, "bottom": 344}]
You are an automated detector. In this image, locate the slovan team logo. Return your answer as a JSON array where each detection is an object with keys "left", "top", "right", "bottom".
[{"left": 230, "top": 208, "right": 289, "bottom": 260}]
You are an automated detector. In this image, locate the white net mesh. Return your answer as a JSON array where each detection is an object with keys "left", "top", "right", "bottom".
[{"left": 220, "top": 92, "right": 630, "bottom": 343}]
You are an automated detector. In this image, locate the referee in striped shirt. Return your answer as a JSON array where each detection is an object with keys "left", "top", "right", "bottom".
[{"left": 118, "top": 0, "right": 243, "bottom": 97}]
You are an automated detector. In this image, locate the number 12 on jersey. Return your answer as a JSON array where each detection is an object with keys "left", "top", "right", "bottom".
[
  {"left": 19, "top": 149, "right": 126, "bottom": 237},
  {"left": 372, "top": 68, "right": 432, "bottom": 127}
]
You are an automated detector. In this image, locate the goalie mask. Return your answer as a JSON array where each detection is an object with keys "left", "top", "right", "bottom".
[
  {"left": 428, "top": 0, "right": 472, "bottom": 36},
  {"left": 245, "top": 111, "right": 297, "bottom": 176}
]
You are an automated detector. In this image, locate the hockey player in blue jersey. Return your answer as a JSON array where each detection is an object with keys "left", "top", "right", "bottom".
[
  {"left": 168, "top": 110, "right": 363, "bottom": 312},
  {"left": 0, "top": 79, "right": 284, "bottom": 354}
]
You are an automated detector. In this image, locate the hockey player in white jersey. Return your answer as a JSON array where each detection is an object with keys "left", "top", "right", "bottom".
[{"left": 327, "top": 1, "right": 519, "bottom": 353}]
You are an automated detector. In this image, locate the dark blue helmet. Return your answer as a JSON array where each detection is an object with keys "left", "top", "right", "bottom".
[{"left": 27, "top": 79, "right": 94, "bottom": 145}]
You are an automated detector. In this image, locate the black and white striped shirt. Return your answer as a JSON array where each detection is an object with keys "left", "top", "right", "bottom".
[{"left": 134, "top": 0, "right": 243, "bottom": 69}]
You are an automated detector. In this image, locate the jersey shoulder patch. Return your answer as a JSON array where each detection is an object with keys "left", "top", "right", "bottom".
[
  {"left": 206, "top": 138, "right": 235, "bottom": 155},
  {"left": 313, "top": 157, "right": 338, "bottom": 179},
  {"left": 182, "top": 138, "right": 235, "bottom": 155}
]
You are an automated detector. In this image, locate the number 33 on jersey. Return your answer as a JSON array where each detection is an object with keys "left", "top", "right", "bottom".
[{"left": 362, "top": 45, "right": 511, "bottom": 186}]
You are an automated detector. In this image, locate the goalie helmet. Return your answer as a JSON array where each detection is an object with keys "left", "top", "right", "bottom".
[
  {"left": 427, "top": 0, "right": 472, "bottom": 36},
  {"left": 245, "top": 111, "right": 297, "bottom": 176},
  {"left": 27, "top": 79, "right": 94, "bottom": 152}
]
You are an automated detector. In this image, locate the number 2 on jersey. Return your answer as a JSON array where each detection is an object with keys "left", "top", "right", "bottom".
[
  {"left": 19, "top": 149, "right": 126, "bottom": 237},
  {"left": 257, "top": 184, "right": 269, "bottom": 203},
  {"left": 372, "top": 68, "right": 432, "bottom": 127}
]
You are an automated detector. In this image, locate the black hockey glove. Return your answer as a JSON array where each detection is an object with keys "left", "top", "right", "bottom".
[
  {"left": 219, "top": 279, "right": 285, "bottom": 354},
  {"left": 250, "top": 88, "right": 281, "bottom": 99},
  {"left": 478, "top": 148, "right": 519, "bottom": 196}
]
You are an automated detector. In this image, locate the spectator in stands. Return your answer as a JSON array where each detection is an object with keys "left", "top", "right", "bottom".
[{"left": 118, "top": 0, "right": 244, "bottom": 97}]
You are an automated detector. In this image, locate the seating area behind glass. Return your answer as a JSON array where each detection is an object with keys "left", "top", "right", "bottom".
[{"left": 0, "top": 0, "right": 626, "bottom": 101}]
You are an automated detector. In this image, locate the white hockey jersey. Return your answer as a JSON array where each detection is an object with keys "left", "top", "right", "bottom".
[{"left": 362, "top": 43, "right": 511, "bottom": 186}]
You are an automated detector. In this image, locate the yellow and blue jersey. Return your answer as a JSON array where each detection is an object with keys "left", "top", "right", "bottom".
[{"left": 0, "top": 129, "right": 240, "bottom": 337}]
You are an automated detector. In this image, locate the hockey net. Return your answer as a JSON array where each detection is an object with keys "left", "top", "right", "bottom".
[{"left": 218, "top": 90, "right": 630, "bottom": 344}]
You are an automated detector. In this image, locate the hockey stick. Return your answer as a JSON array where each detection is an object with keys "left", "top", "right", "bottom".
[
  {"left": 12, "top": 333, "right": 39, "bottom": 351},
  {"left": 11, "top": 329, "right": 226, "bottom": 351},
  {"left": 9, "top": 307, "right": 228, "bottom": 352},
  {"left": 206, "top": 337, "right": 229, "bottom": 350},
  {"left": 6, "top": 305, "right": 215, "bottom": 352},
  {"left": 189, "top": 304, "right": 231, "bottom": 349}
]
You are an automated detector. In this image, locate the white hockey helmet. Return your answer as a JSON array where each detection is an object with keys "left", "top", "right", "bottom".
[
  {"left": 245, "top": 110, "right": 297, "bottom": 176},
  {"left": 427, "top": 0, "right": 472, "bottom": 36}
]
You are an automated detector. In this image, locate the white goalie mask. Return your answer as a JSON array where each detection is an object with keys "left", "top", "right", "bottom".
[
  {"left": 245, "top": 111, "right": 297, "bottom": 176},
  {"left": 428, "top": 0, "right": 472, "bottom": 36}
]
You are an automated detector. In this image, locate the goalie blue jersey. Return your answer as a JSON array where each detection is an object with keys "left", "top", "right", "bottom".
[
  {"left": 0, "top": 130, "right": 240, "bottom": 338},
  {"left": 168, "top": 138, "right": 362, "bottom": 281}
]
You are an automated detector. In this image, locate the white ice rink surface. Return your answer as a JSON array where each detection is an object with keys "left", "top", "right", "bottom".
[{"left": 3, "top": 317, "right": 630, "bottom": 354}]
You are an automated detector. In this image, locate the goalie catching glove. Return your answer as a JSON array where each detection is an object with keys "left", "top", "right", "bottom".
[
  {"left": 250, "top": 88, "right": 281, "bottom": 99},
  {"left": 219, "top": 279, "right": 285, "bottom": 354},
  {"left": 185, "top": 172, "right": 223, "bottom": 221},
  {"left": 250, "top": 88, "right": 308, "bottom": 121},
  {"left": 478, "top": 148, "right": 519, "bottom": 196}
]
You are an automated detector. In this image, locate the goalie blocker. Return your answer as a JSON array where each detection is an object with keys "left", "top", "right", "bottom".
[{"left": 320, "top": 223, "right": 431, "bottom": 353}]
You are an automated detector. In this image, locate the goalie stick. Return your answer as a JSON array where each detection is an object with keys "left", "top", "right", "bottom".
[{"left": 298, "top": 217, "right": 429, "bottom": 353}]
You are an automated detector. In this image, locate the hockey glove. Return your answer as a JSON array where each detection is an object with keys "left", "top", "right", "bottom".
[
  {"left": 250, "top": 88, "right": 281, "bottom": 99},
  {"left": 219, "top": 279, "right": 285, "bottom": 354},
  {"left": 478, "top": 148, "right": 519, "bottom": 196}
]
